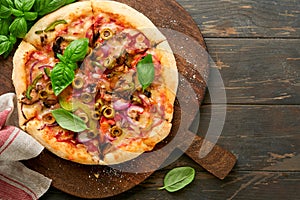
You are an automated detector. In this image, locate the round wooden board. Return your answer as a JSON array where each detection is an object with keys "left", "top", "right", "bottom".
[{"left": 0, "top": 0, "right": 209, "bottom": 199}]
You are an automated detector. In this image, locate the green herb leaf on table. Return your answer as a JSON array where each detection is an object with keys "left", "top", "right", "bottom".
[
  {"left": 0, "top": 35, "right": 11, "bottom": 55},
  {"left": 159, "top": 167, "right": 195, "bottom": 192},
  {"left": 14, "top": 0, "right": 35, "bottom": 12},
  {"left": 52, "top": 108, "right": 88, "bottom": 132},
  {"left": 1, "top": 0, "right": 14, "bottom": 8},
  {"left": 63, "top": 38, "right": 89, "bottom": 63},
  {"left": 137, "top": 54, "right": 155, "bottom": 91},
  {"left": 3, "top": 34, "right": 17, "bottom": 58},
  {"left": 0, "top": 18, "right": 11, "bottom": 35},
  {"left": 0, "top": 4, "right": 12, "bottom": 19},
  {"left": 11, "top": 8, "right": 24, "bottom": 17},
  {"left": 50, "top": 62, "right": 75, "bottom": 96},
  {"left": 24, "top": 12, "right": 38, "bottom": 21},
  {"left": 9, "top": 17, "right": 27, "bottom": 38}
]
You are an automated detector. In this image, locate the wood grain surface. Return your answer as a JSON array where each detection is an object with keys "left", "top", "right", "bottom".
[
  {"left": 1, "top": 0, "right": 300, "bottom": 199},
  {"left": 179, "top": 0, "right": 300, "bottom": 38}
]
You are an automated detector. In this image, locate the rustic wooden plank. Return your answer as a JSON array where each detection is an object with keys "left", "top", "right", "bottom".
[
  {"left": 197, "top": 105, "right": 300, "bottom": 171},
  {"left": 42, "top": 170, "right": 300, "bottom": 200},
  {"left": 177, "top": 0, "right": 300, "bottom": 38},
  {"left": 202, "top": 38, "right": 300, "bottom": 104}
]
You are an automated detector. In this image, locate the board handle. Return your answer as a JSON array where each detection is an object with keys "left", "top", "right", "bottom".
[{"left": 181, "top": 131, "right": 237, "bottom": 180}]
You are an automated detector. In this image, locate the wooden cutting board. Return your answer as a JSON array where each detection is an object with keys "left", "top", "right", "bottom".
[{"left": 0, "top": 0, "right": 236, "bottom": 198}]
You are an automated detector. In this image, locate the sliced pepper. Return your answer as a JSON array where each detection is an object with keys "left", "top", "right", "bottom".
[
  {"left": 26, "top": 73, "right": 43, "bottom": 100},
  {"left": 44, "top": 20, "right": 67, "bottom": 32}
]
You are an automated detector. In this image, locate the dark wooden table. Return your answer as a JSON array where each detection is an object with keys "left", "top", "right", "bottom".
[{"left": 2, "top": 0, "right": 299, "bottom": 199}]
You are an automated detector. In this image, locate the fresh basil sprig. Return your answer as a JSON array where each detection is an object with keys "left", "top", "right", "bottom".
[
  {"left": 51, "top": 38, "right": 89, "bottom": 96},
  {"left": 137, "top": 54, "right": 155, "bottom": 91},
  {"left": 52, "top": 108, "right": 88, "bottom": 132},
  {"left": 159, "top": 167, "right": 195, "bottom": 192}
]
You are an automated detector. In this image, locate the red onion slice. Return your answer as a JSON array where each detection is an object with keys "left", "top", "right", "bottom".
[
  {"left": 29, "top": 61, "right": 39, "bottom": 83},
  {"left": 113, "top": 99, "right": 130, "bottom": 110},
  {"left": 77, "top": 132, "right": 93, "bottom": 143}
]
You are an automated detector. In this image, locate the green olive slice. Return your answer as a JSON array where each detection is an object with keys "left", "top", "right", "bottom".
[
  {"left": 72, "top": 77, "right": 85, "bottom": 89},
  {"left": 110, "top": 126, "right": 123, "bottom": 138},
  {"left": 38, "top": 90, "right": 48, "bottom": 100},
  {"left": 103, "top": 57, "right": 116, "bottom": 69},
  {"left": 100, "top": 28, "right": 113, "bottom": 40},
  {"left": 45, "top": 82, "right": 54, "bottom": 94},
  {"left": 80, "top": 93, "right": 93, "bottom": 104},
  {"left": 91, "top": 111, "right": 101, "bottom": 121},
  {"left": 103, "top": 106, "right": 115, "bottom": 119},
  {"left": 77, "top": 112, "right": 89, "bottom": 124}
]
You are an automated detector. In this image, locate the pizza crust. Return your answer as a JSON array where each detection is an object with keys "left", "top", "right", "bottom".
[
  {"left": 155, "top": 41, "right": 178, "bottom": 123},
  {"left": 12, "top": 41, "right": 37, "bottom": 128}
]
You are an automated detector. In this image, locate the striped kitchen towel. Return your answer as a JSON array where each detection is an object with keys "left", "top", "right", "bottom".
[{"left": 0, "top": 93, "right": 51, "bottom": 200}]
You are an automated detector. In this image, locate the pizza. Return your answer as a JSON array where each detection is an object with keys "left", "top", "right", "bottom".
[{"left": 12, "top": 0, "right": 178, "bottom": 165}]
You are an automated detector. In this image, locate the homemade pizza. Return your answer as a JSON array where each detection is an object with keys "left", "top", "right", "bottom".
[{"left": 12, "top": 0, "right": 178, "bottom": 165}]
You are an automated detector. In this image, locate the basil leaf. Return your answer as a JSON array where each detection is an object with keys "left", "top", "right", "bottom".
[
  {"left": 137, "top": 54, "right": 155, "bottom": 91},
  {"left": 11, "top": 8, "right": 24, "bottom": 17},
  {"left": 65, "top": 0, "right": 76, "bottom": 4},
  {"left": 57, "top": 54, "right": 67, "bottom": 64},
  {"left": 63, "top": 38, "right": 89, "bottom": 63},
  {"left": 0, "top": 5, "right": 12, "bottom": 18},
  {"left": 50, "top": 62, "right": 75, "bottom": 96},
  {"left": 0, "top": 35, "right": 11, "bottom": 55},
  {"left": 52, "top": 108, "right": 88, "bottom": 132},
  {"left": 67, "top": 62, "right": 78, "bottom": 71},
  {"left": 9, "top": 17, "right": 27, "bottom": 38},
  {"left": 14, "top": 0, "right": 35, "bottom": 12},
  {"left": 9, "top": 34, "right": 16, "bottom": 44},
  {"left": 34, "top": 0, "right": 66, "bottom": 16},
  {"left": 3, "top": 34, "right": 16, "bottom": 58},
  {"left": 1, "top": 0, "right": 14, "bottom": 8},
  {"left": 0, "top": 18, "right": 11, "bottom": 35},
  {"left": 24, "top": 11, "right": 38, "bottom": 21},
  {"left": 159, "top": 167, "right": 195, "bottom": 192}
]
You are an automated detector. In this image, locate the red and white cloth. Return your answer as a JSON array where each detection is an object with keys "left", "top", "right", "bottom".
[{"left": 0, "top": 93, "right": 52, "bottom": 200}]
